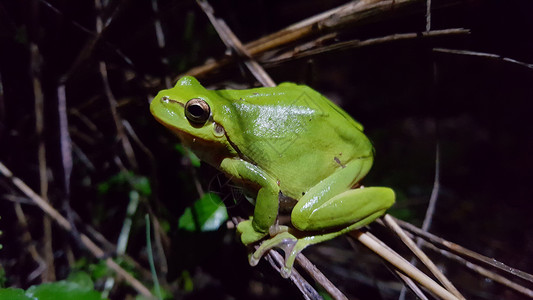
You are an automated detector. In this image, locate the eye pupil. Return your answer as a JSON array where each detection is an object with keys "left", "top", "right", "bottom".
[
  {"left": 184, "top": 98, "right": 210, "bottom": 124},
  {"left": 187, "top": 104, "right": 204, "bottom": 117}
]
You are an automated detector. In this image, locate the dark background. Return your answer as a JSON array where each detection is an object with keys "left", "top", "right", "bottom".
[{"left": 1, "top": 0, "right": 532, "bottom": 299}]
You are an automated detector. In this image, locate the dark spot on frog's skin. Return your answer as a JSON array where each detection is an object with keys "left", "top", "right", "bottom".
[
  {"left": 302, "top": 192, "right": 305, "bottom": 196},
  {"left": 334, "top": 157, "right": 346, "bottom": 168}
]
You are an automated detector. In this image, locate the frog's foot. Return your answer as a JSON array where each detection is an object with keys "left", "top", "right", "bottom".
[
  {"left": 237, "top": 219, "right": 268, "bottom": 245},
  {"left": 249, "top": 231, "right": 313, "bottom": 278}
]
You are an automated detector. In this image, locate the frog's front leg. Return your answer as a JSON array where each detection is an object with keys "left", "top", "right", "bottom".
[
  {"left": 220, "top": 158, "right": 280, "bottom": 244},
  {"left": 251, "top": 158, "right": 395, "bottom": 277}
]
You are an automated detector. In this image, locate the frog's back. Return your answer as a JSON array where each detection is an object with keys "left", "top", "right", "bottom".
[{"left": 217, "top": 83, "right": 373, "bottom": 199}]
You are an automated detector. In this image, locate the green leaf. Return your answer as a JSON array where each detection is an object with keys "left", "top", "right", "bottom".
[
  {"left": 178, "top": 193, "right": 228, "bottom": 232},
  {"left": 0, "top": 273, "right": 104, "bottom": 300},
  {"left": 66, "top": 272, "right": 94, "bottom": 290},
  {"left": 89, "top": 260, "right": 112, "bottom": 280},
  {"left": 25, "top": 280, "right": 104, "bottom": 300},
  {"left": 179, "top": 270, "right": 194, "bottom": 292},
  {"left": 0, "top": 288, "right": 31, "bottom": 300},
  {"left": 131, "top": 176, "right": 152, "bottom": 196}
]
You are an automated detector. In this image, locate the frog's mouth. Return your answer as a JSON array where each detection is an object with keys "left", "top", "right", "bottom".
[{"left": 150, "top": 95, "right": 185, "bottom": 124}]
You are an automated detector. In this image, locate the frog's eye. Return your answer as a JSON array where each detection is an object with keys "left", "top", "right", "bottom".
[{"left": 185, "top": 98, "right": 210, "bottom": 124}]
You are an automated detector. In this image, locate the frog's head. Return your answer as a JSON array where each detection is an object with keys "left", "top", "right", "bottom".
[{"left": 150, "top": 76, "right": 235, "bottom": 164}]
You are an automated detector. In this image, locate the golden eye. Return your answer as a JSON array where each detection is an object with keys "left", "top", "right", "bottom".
[{"left": 184, "top": 98, "right": 210, "bottom": 124}]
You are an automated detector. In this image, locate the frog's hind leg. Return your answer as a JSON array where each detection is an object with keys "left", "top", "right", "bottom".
[
  {"left": 250, "top": 205, "right": 389, "bottom": 278},
  {"left": 291, "top": 157, "right": 394, "bottom": 231},
  {"left": 293, "top": 186, "right": 395, "bottom": 231},
  {"left": 249, "top": 159, "right": 394, "bottom": 277}
]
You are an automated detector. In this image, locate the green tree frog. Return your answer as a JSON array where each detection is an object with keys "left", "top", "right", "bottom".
[{"left": 150, "top": 76, "right": 395, "bottom": 277}]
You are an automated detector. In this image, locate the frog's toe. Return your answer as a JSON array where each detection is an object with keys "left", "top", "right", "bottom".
[
  {"left": 250, "top": 232, "right": 313, "bottom": 278},
  {"left": 278, "top": 237, "right": 314, "bottom": 278},
  {"left": 249, "top": 232, "right": 296, "bottom": 266}
]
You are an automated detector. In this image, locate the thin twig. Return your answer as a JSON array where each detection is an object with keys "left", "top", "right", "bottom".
[
  {"left": 145, "top": 214, "right": 163, "bottom": 300},
  {"left": 195, "top": 0, "right": 275, "bottom": 87},
  {"left": 420, "top": 66, "right": 440, "bottom": 234},
  {"left": 421, "top": 240, "right": 533, "bottom": 298},
  {"left": 296, "top": 255, "right": 348, "bottom": 300},
  {"left": 426, "top": 0, "right": 432, "bottom": 32},
  {"left": 38, "top": 0, "right": 135, "bottom": 71},
  {"left": 94, "top": 0, "right": 138, "bottom": 170},
  {"left": 57, "top": 82, "right": 82, "bottom": 248},
  {"left": 13, "top": 203, "right": 46, "bottom": 282},
  {"left": 390, "top": 218, "right": 533, "bottom": 297},
  {"left": 265, "top": 28, "right": 470, "bottom": 65},
  {"left": 393, "top": 216, "right": 533, "bottom": 284},
  {"left": 0, "top": 161, "right": 154, "bottom": 298},
  {"left": 122, "top": 120, "right": 170, "bottom": 274},
  {"left": 102, "top": 190, "right": 141, "bottom": 298},
  {"left": 383, "top": 262, "right": 429, "bottom": 299},
  {"left": 383, "top": 215, "right": 465, "bottom": 299},
  {"left": 0, "top": 72, "right": 5, "bottom": 121},
  {"left": 266, "top": 250, "right": 323, "bottom": 300},
  {"left": 150, "top": 0, "right": 171, "bottom": 89},
  {"left": 30, "top": 35, "right": 55, "bottom": 281},
  {"left": 433, "top": 48, "right": 533, "bottom": 69}
]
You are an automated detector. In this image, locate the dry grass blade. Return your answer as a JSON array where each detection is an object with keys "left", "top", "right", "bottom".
[
  {"left": 195, "top": 0, "right": 275, "bottom": 87},
  {"left": 295, "top": 255, "right": 348, "bottom": 300},
  {"left": 264, "top": 28, "right": 470, "bottom": 65},
  {"left": 182, "top": 0, "right": 426, "bottom": 79},
  {"left": 433, "top": 48, "right": 533, "bottom": 69},
  {"left": 421, "top": 237, "right": 533, "bottom": 298},
  {"left": 392, "top": 216, "right": 533, "bottom": 284},
  {"left": 350, "top": 230, "right": 459, "bottom": 300},
  {"left": 383, "top": 215, "right": 465, "bottom": 299},
  {"left": 30, "top": 36, "right": 55, "bottom": 282},
  {"left": 394, "top": 270, "right": 429, "bottom": 299},
  {"left": 389, "top": 216, "right": 533, "bottom": 298},
  {"left": 266, "top": 251, "right": 324, "bottom": 300},
  {"left": 13, "top": 203, "right": 46, "bottom": 282}
]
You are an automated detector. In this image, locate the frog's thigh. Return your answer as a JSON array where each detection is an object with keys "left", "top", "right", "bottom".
[
  {"left": 291, "top": 159, "right": 394, "bottom": 231},
  {"left": 293, "top": 187, "right": 394, "bottom": 231}
]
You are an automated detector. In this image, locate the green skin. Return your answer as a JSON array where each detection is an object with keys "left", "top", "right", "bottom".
[{"left": 150, "top": 76, "right": 395, "bottom": 277}]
